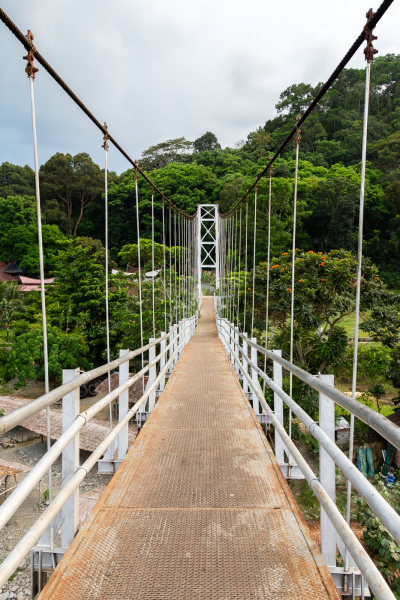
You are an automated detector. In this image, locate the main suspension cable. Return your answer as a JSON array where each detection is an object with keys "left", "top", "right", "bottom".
[
  {"left": 215, "top": 0, "right": 394, "bottom": 219},
  {"left": 0, "top": 7, "right": 198, "bottom": 220}
]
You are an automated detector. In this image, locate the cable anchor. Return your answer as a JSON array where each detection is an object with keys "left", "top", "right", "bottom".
[
  {"left": 364, "top": 8, "right": 378, "bottom": 62},
  {"left": 102, "top": 122, "right": 110, "bottom": 151},
  {"left": 23, "top": 30, "right": 38, "bottom": 79}
]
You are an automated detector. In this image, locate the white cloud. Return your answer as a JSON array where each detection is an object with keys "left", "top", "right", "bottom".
[{"left": 0, "top": 0, "right": 399, "bottom": 173}]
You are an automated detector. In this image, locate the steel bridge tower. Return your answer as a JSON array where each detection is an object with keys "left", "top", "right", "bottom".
[{"left": 197, "top": 204, "right": 219, "bottom": 290}]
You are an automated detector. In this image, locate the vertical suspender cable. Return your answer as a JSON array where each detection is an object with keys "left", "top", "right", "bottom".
[
  {"left": 263, "top": 168, "right": 273, "bottom": 392},
  {"left": 186, "top": 218, "right": 188, "bottom": 315},
  {"left": 151, "top": 189, "right": 155, "bottom": 338},
  {"left": 162, "top": 200, "right": 167, "bottom": 332},
  {"left": 230, "top": 215, "right": 234, "bottom": 323},
  {"left": 251, "top": 184, "right": 258, "bottom": 335},
  {"left": 28, "top": 68, "right": 52, "bottom": 536},
  {"left": 243, "top": 198, "right": 249, "bottom": 334},
  {"left": 183, "top": 218, "right": 186, "bottom": 318},
  {"left": 233, "top": 209, "right": 238, "bottom": 325},
  {"left": 237, "top": 204, "right": 242, "bottom": 330},
  {"left": 174, "top": 210, "right": 177, "bottom": 323},
  {"left": 228, "top": 215, "right": 232, "bottom": 322},
  {"left": 102, "top": 125, "right": 113, "bottom": 442},
  {"left": 345, "top": 58, "right": 372, "bottom": 572},
  {"left": 134, "top": 170, "right": 144, "bottom": 389},
  {"left": 169, "top": 207, "right": 172, "bottom": 326},
  {"left": 231, "top": 213, "right": 234, "bottom": 320},
  {"left": 178, "top": 213, "right": 181, "bottom": 321},
  {"left": 289, "top": 119, "right": 302, "bottom": 456}
]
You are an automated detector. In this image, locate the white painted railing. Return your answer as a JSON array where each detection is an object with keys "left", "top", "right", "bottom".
[
  {"left": 215, "top": 298, "right": 398, "bottom": 600},
  {"left": 0, "top": 314, "right": 198, "bottom": 593}
]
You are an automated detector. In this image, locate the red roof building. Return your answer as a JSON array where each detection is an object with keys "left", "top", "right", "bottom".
[
  {"left": 0, "top": 262, "right": 17, "bottom": 283},
  {"left": 18, "top": 275, "right": 55, "bottom": 292}
]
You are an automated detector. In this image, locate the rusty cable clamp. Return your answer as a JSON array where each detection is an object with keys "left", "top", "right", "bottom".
[
  {"left": 23, "top": 30, "right": 38, "bottom": 79},
  {"left": 101, "top": 122, "right": 110, "bottom": 151},
  {"left": 294, "top": 114, "right": 302, "bottom": 146},
  {"left": 364, "top": 8, "right": 378, "bottom": 62}
]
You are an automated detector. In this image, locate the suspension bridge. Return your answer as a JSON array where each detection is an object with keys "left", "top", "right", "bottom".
[{"left": 0, "top": 1, "right": 399, "bottom": 599}]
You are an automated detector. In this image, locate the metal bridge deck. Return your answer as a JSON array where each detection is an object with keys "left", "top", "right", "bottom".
[{"left": 39, "top": 297, "right": 339, "bottom": 600}]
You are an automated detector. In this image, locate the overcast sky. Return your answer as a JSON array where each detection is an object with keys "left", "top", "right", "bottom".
[{"left": 1, "top": 0, "right": 399, "bottom": 174}]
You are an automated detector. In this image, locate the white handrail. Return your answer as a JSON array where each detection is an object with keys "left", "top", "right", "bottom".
[
  {"left": 0, "top": 319, "right": 192, "bottom": 436},
  {"left": 0, "top": 319, "right": 196, "bottom": 588},
  {"left": 0, "top": 319, "right": 197, "bottom": 534},
  {"left": 219, "top": 317, "right": 400, "bottom": 545},
  {"left": 217, "top": 312, "right": 400, "bottom": 449},
  {"left": 217, "top": 318, "right": 394, "bottom": 600}
]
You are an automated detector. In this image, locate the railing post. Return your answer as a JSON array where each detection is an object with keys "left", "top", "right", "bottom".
[
  {"left": 179, "top": 320, "right": 184, "bottom": 356},
  {"left": 273, "top": 350, "right": 285, "bottom": 465},
  {"left": 319, "top": 373, "right": 337, "bottom": 567},
  {"left": 168, "top": 325, "right": 174, "bottom": 372},
  {"left": 118, "top": 350, "right": 129, "bottom": 461},
  {"left": 250, "top": 338, "right": 260, "bottom": 414},
  {"left": 61, "top": 368, "right": 80, "bottom": 548},
  {"left": 222, "top": 321, "right": 229, "bottom": 352},
  {"left": 175, "top": 322, "right": 180, "bottom": 362},
  {"left": 242, "top": 333, "right": 249, "bottom": 394},
  {"left": 216, "top": 316, "right": 222, "bottom": 341},
  {"left": 229, "top": 323, "right": 235, "bottom": 367},
  {"left": 159, "top": 333, "right": 166, "bottom": 392},
  {"left": 148, "top": 338, "right": 156, "bottom": 412},
  {"left": 234, "top": 327, "right": 240, "bottom": 375}
]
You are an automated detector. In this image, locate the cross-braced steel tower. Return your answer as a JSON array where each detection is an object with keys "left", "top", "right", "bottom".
[{"left": 197, "top": 204, "right": 219, "bottom": 290}]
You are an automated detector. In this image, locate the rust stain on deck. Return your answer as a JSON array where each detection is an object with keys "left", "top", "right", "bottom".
[{"left": 39, "top": 297, "right": 340, "bottom": 600}]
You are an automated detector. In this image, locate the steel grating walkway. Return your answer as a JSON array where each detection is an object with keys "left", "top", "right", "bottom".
[{"left": 39, "top": 297, "right": 339, "bottom": 600}]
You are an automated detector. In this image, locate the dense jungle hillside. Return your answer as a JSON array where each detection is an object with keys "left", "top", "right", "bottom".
[{"left": 1, "top": 53, "right": 400, "bottom": 285}]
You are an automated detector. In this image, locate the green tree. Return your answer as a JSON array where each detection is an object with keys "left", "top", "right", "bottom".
[
  {"left": 119, "top": 239, "right": 170, "bottom": 270},
  {"left": 138, "top": 137, "right": 194, "bottom": 171},
  {"left": 193, "top": 132, "right": 221, "bottom": 153},
  {"left": 0, "top": 282, "right": 25, "bottom": 335},
  {"left": 0, "top": 162, "right": 35, "bottom": 198},
  {"left": 0, "top": 195, "right": 37, "bottom": 229},
  {"left": 244, "top": 250, "right": 397, "bottom": 375},
  {"left": 6, "top": 326, "right": 92, "bottom": 388},
  {"left": 0, "top": 223, "right": 64, "bottom": 276},
  {"left": 304, "top": 177, "right": 358, "bottom": 252},
  {"left": 40, "top": 152, "right": 104, "bottom": 235}
]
